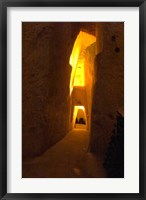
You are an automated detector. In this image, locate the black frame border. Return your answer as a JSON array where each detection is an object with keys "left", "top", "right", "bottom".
[{"left": 0, "top": 0, "right": 145, "bottom": 199}]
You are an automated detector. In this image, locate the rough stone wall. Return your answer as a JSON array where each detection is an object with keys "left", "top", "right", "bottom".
[
  {"left": 22, "top": 22, "right": 79, "bottom": 158},
  {"left": 90, "top": 22, "right": 124, "bottom": 158},
  {"left": 84, "top": 43, "right": 96, "bottom": 130}
]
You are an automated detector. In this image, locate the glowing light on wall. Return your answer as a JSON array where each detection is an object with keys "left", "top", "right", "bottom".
[
  {"left": 69, "top": 31, "right": 96, "bottom": 94},
  {"left": 73, "top": 59, "right": 85, "bottom": 87},
  {"left": 76, "top": 106, "right": 85, "bottom": 110}
]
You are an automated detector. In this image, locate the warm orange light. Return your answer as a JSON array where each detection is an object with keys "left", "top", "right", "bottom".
[
  {"left": 72, "top": 105, "right": 86, "bottom": 128},
  {"left": 76, "top": 105, "right": 85, "bottom": 110},
  {"left": 69, "top": 31, "right": 96, "bottom": 94}
]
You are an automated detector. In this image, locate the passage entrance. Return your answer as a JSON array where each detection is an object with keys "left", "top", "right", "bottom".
[{"left": 73, "top": 106, "right": 87, "bottom": 129}]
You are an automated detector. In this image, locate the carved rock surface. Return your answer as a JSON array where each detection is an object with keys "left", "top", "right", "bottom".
[
  {"left": 22, "top": 22, "right": 79, "bottom": 158},
  {"left": 90, "top": 23, "right": 124, "bottom": 156}
]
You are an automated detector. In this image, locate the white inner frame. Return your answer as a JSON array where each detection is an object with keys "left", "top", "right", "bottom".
[{"left": 7, "top": 7, "right": 139, "bottom": 193}]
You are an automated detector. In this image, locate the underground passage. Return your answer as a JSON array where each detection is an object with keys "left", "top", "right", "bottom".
[{"left": 22, "top": 22, "right": 124, "bottom": 178}]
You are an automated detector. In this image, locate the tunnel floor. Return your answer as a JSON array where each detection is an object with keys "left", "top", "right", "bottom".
[{"left": 23, "top": 127, "right": 106, "bottom": 178}]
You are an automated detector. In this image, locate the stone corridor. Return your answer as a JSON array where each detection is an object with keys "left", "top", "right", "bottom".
[{"left": 23, "top": 127, "right": 106, "bottom": 178}]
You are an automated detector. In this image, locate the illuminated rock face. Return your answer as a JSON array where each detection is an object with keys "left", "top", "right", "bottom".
[
  {"left": 22, "top": 22, "right": 80, "bottom": 158},
  {"left": 84, "top": 43, "right": 97, "bottom": 130},
  {"left": 69, "top": 31, "right": 96, "bottom": 93}
]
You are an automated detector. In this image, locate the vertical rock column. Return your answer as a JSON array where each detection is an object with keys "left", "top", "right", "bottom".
[{"left": 90, "top": 23, "right": 124, "bottom": 157}]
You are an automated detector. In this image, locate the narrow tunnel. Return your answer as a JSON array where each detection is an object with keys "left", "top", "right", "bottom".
[
  {"left": 22, "top": 22, "right": 124, "bottom": 178},
  {"left": 73, "top": 106, "right": 87, "bottom": 129},
  {"left": 69, "top": 31, "right": 96, "bottom": 131}
]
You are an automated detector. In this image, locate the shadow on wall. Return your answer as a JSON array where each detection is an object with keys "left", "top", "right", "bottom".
[
  {"left": 103, "top": 109, "right": 124, "bottom": 178},
  {"left": 89, "top": 22, "right": 124, "bottom": 161},
  {"left": 22, "top": 22, "right": 80, "bottom": 159}
]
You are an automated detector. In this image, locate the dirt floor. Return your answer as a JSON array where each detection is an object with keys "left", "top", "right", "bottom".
[{"left": 22, "top": 127, "right": 106, "bottom": 178}]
